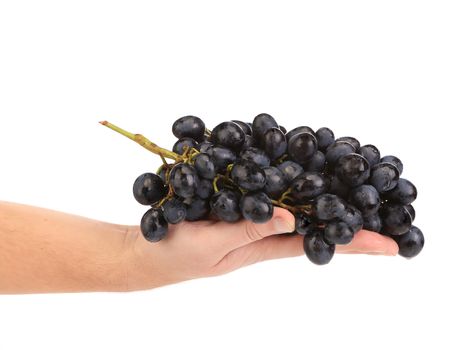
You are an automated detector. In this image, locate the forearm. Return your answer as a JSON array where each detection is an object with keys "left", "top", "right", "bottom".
[{"left": 0, "top": 201, "right": 131, "bottom": 294}]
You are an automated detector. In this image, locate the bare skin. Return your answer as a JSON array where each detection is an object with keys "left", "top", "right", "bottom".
[{"left": 0, "top": 201, "right": 398, "bottom": 294}]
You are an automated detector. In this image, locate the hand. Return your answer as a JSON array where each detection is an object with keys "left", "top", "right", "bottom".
[{"left": 125, "top": 207, "right": 398, "bottom": 291}]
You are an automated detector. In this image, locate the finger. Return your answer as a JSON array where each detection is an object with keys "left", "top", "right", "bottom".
[
  {"left": 215, "top": 229, "right": 399, "bottom": 271},
  {"left": 208, "top": 207, "right": 295, "bottom": 252},
  {"left": 336, "top": 230, "right": 399, "bottom": 255}
]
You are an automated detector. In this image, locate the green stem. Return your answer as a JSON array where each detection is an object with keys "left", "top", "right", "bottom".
[{"left": 100, "top": 121, "right": 183, "bottom": 161}]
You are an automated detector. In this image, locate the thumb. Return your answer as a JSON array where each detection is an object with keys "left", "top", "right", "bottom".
[{"left": 210, "top": 207, "right": 296, "bottom": 251}]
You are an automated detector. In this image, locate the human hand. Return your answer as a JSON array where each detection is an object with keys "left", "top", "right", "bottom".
[{"left": 124, "top": 207, "right": 398, "bottom": 291}]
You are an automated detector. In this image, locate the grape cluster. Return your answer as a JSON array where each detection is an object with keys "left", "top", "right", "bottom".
[{"left": 102, "top": 114, "right": 424, "bottom": 265}]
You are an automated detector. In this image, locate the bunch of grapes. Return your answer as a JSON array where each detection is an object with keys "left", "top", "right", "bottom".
[{"left": 101, "top": 114, "right": 424, "bottom": 265}]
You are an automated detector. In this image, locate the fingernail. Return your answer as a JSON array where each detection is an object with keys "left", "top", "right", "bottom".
[{"left": 274, "top": 217, "right": 295, "bottom": 233}]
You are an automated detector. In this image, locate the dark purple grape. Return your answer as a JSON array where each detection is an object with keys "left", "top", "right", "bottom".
[
  {"left": 172, "top": 116, "right": 205, "bottom": 142},
  {"left": 312, "top": 194, "right": 347, "bottom": 220},
  {"left": 197, "top": 141, "right": 213, "bottom": 153},
  {"left": 381, "top": 155, "right": 403, "bottom": 175},
  {"left": 183, "top": 196, "right": 210, "bottom": 221},
  {"left": 169, "top": 163, "right": 200, "bottom": 198},
  {"left": 162, "top": 197, "right": 187, "bottom": 224},
  {"left": 172, "top": 137, "right": 197, "bottom": 155},
  {"left": 286, "top": 126, "right": 315, "bottom": 141},
  {"left": 277, "top": 161, "right": 304, "bottom": 182},
  {"left": 325, "top": 141, "right": 355, "bottom": 167},
  {"left": 157, "top": 166, "right": 170, "bottom": 182},
  {"left": 230, "top": 160, "right": 266, "bottom": 191},
  {"left": 263, "top": 166, "right": 288, "bottom": 199},
  {"left": 380, "top": 204, "right": 413, "bottom": 236},
  {"left": 196, "top": 178, "right": 214, "bottom": 199},
  {"left": 290, "top": 172, "right": 328, "bottom": 202},
  {"left": 140, "top": 208, "right": 168, "bottom": 242},
  {"left": 288, "top": 132, "right": 318, "bottom": 164},
  {"left": 231, "top": 120, "right": 252, "bottom": 135},
  {"left": 349, "top": 184, "right": 380, "bottom": 216},
  {"left": 339, "top": 205, "right": 363, "bottom": 233},
  {"left": 304, "top": 232, "right": 335, "bottom": 265},
  {"left": 405, "top": 204, "right": 416, "bottom": 221},
  {"left": 207, "top": 146, "right": 237, "bottom": 172},
  {"left": 324, "top": 221, "right": 354, "bottom": 245},
  {"left": 240, "top": 191, "right": 273, "bottom": 223},
  {"left": 316, "top": 127, "right": 335, "bottom": 151},
  {"left": 336, "top": 136, "right": 360, "bottom": 151},
  {"left": 210, "top": 189, "right": 241, "bottom": 222},
  {"left": 133, "top": 173, "right": 166, "bottom": 205},
  {"left": 327, "top": 175, "right": 350, "bottom": 199},
  {"left": 240, "top": 147, "right": 270, "bottom": 167},
  {"left": 193, "top": 153, "right": 216, "bottom": 180},
  {"left": 384, "top": 178, "right": 417, "bottom": 205},
  {"left": 211, "top": 121, "right": 245, "bottom": 151},
  {"left": 363, "top": 213, "right": 382, "bottom": 232},
  {"left": 263, "top": 127, "right": 287, "bottom": 160},
  {"left": 305, "top": 151, "right": 326, "bottom": 172},
  {"left": 395, "top": 226, "right": 424, "bottom": 258},
  {"left": 279, "top": 125, "right": 287, "bottom": 134},
  {"left": 242, "top": 135, "right": 256, "bottom": 149},
  {"left": 252, "top": 113, "right": 279, "bottom": 140},
  {"left": 295, "top": 213, "right": 312, "bottom": 235},
  {"left": 358, "top": 144, "right": 381, "bottom": 167},
  {"left": 335, "top": 153, "right": 370, "bottom": 187},
  {"left": 369, "top": 162, "right": 400, "bottom": 193}
]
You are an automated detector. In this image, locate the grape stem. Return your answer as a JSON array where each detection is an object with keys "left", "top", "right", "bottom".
[{"left": 99, "top": 121, "right": 183, "bottom": 161}]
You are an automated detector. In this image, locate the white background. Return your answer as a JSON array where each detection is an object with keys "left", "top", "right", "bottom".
[{"left": 1, "top": 1, "right": 469, "bottom": 349}]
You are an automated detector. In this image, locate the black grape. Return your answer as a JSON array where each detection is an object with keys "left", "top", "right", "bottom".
[
  {"left": 286, "top": 126, "right": 315, "bottom": 141},
  {"left": 162, "top": 197, "right": 187, "bottom": 224},
  {"left": 312, "top": 194, "right": 347, "bottom": 221},
  {"left": 263, "top": 127, "right": 287, "bottom": 160},
  {"left": 381, "top": 155, "right": 403, "bottom": 175},
  {"left": 362, "top": 213, "right": 382, "bottom": 232},
  {"left": 349, "top": 184, "right": 381, "bottom": 216},
  {"left": 277, "top": 161, "right": 304, "bottom": 182},
  {"left": 240, "top": 191, "right": 274, "bottom": 223},
  {"left": 384, "top": 178, "right": 417, "bottom": 205},
  {"left": 196, "top": 178, "right": 214, "bottom": 199},
  {"left": 288, "top": 132, "right": 318, "bottom": 164},
  {"left": 169, "top": 163, "right": 200, "bottom": 198},
  {"left": 230, "top": 160, "right": 266, "bottom": 191},
  {"left": 395, "top": 226, "right": 424, "bottom": 258},
  {"left": 380, "top": 204, "right": 413, "bottom": 236},
  {"left": 325, "top": 141, "right": 355, "bottom": 167},
  {"left": 210, "top": 189, "right": 242, "bottom": 222},
  {"left": 207, "top": 146, "right": 237, "bottom": 172},
  {"left": 324, "top": 221, "right": 354, "bottom": 245},
  {"left": 172, "top": 137, "right": 198, "bottom": 155},
  {"left": 290, "top": 172, "right": 328, "bottom": 202},
  {"left": 263, "top": 166, "right": 289, "bottom": 198},
  {"left": 336, "top": 136, "right": 360, "bottom": 151},
  {"left": 316, "top": 127, "right": 335, "bottom": 151},
  {"left": 232, "top": 120, "right": 252, "bottom": 135},
  {"left": 172, "top": 116, "right": 205, "bottom": 142},
  {"left": 252, "top": 113, "right": 279, "bottom": 139},
  {"left": 304, "top": 232, "right": 335, "bottom": 265},
  {"left": 358, "top": 144, "right": 381, "bottom": 167},
  {"left": 335, "top": 153, "right": 370, "bottom": 187},
  {"left": 193, "top": 153, "right": 216, "bottom": 180},
  {"left": 133, "top": 173, "right": 166, "bottom": 205},
  {"left": 369, "top": 162, "right": 400, "bottom": 193},
  {"left": 211, "top": 121, "right": 246, "bottom": 151},
  {"left": 183, "top": 196, "right": 210, "bottom": 221},
  {"left": 304, "top": 151, "right": 326, "bottom": 173},
  {"left": 339, "top": 205, "right": 363, "bottom": 233},
  {"left": 140, "top": 208, "right": 168, "bottom": 242},
  {"left": 240, "top": 147, "right": 270, "bottom": 167}
]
